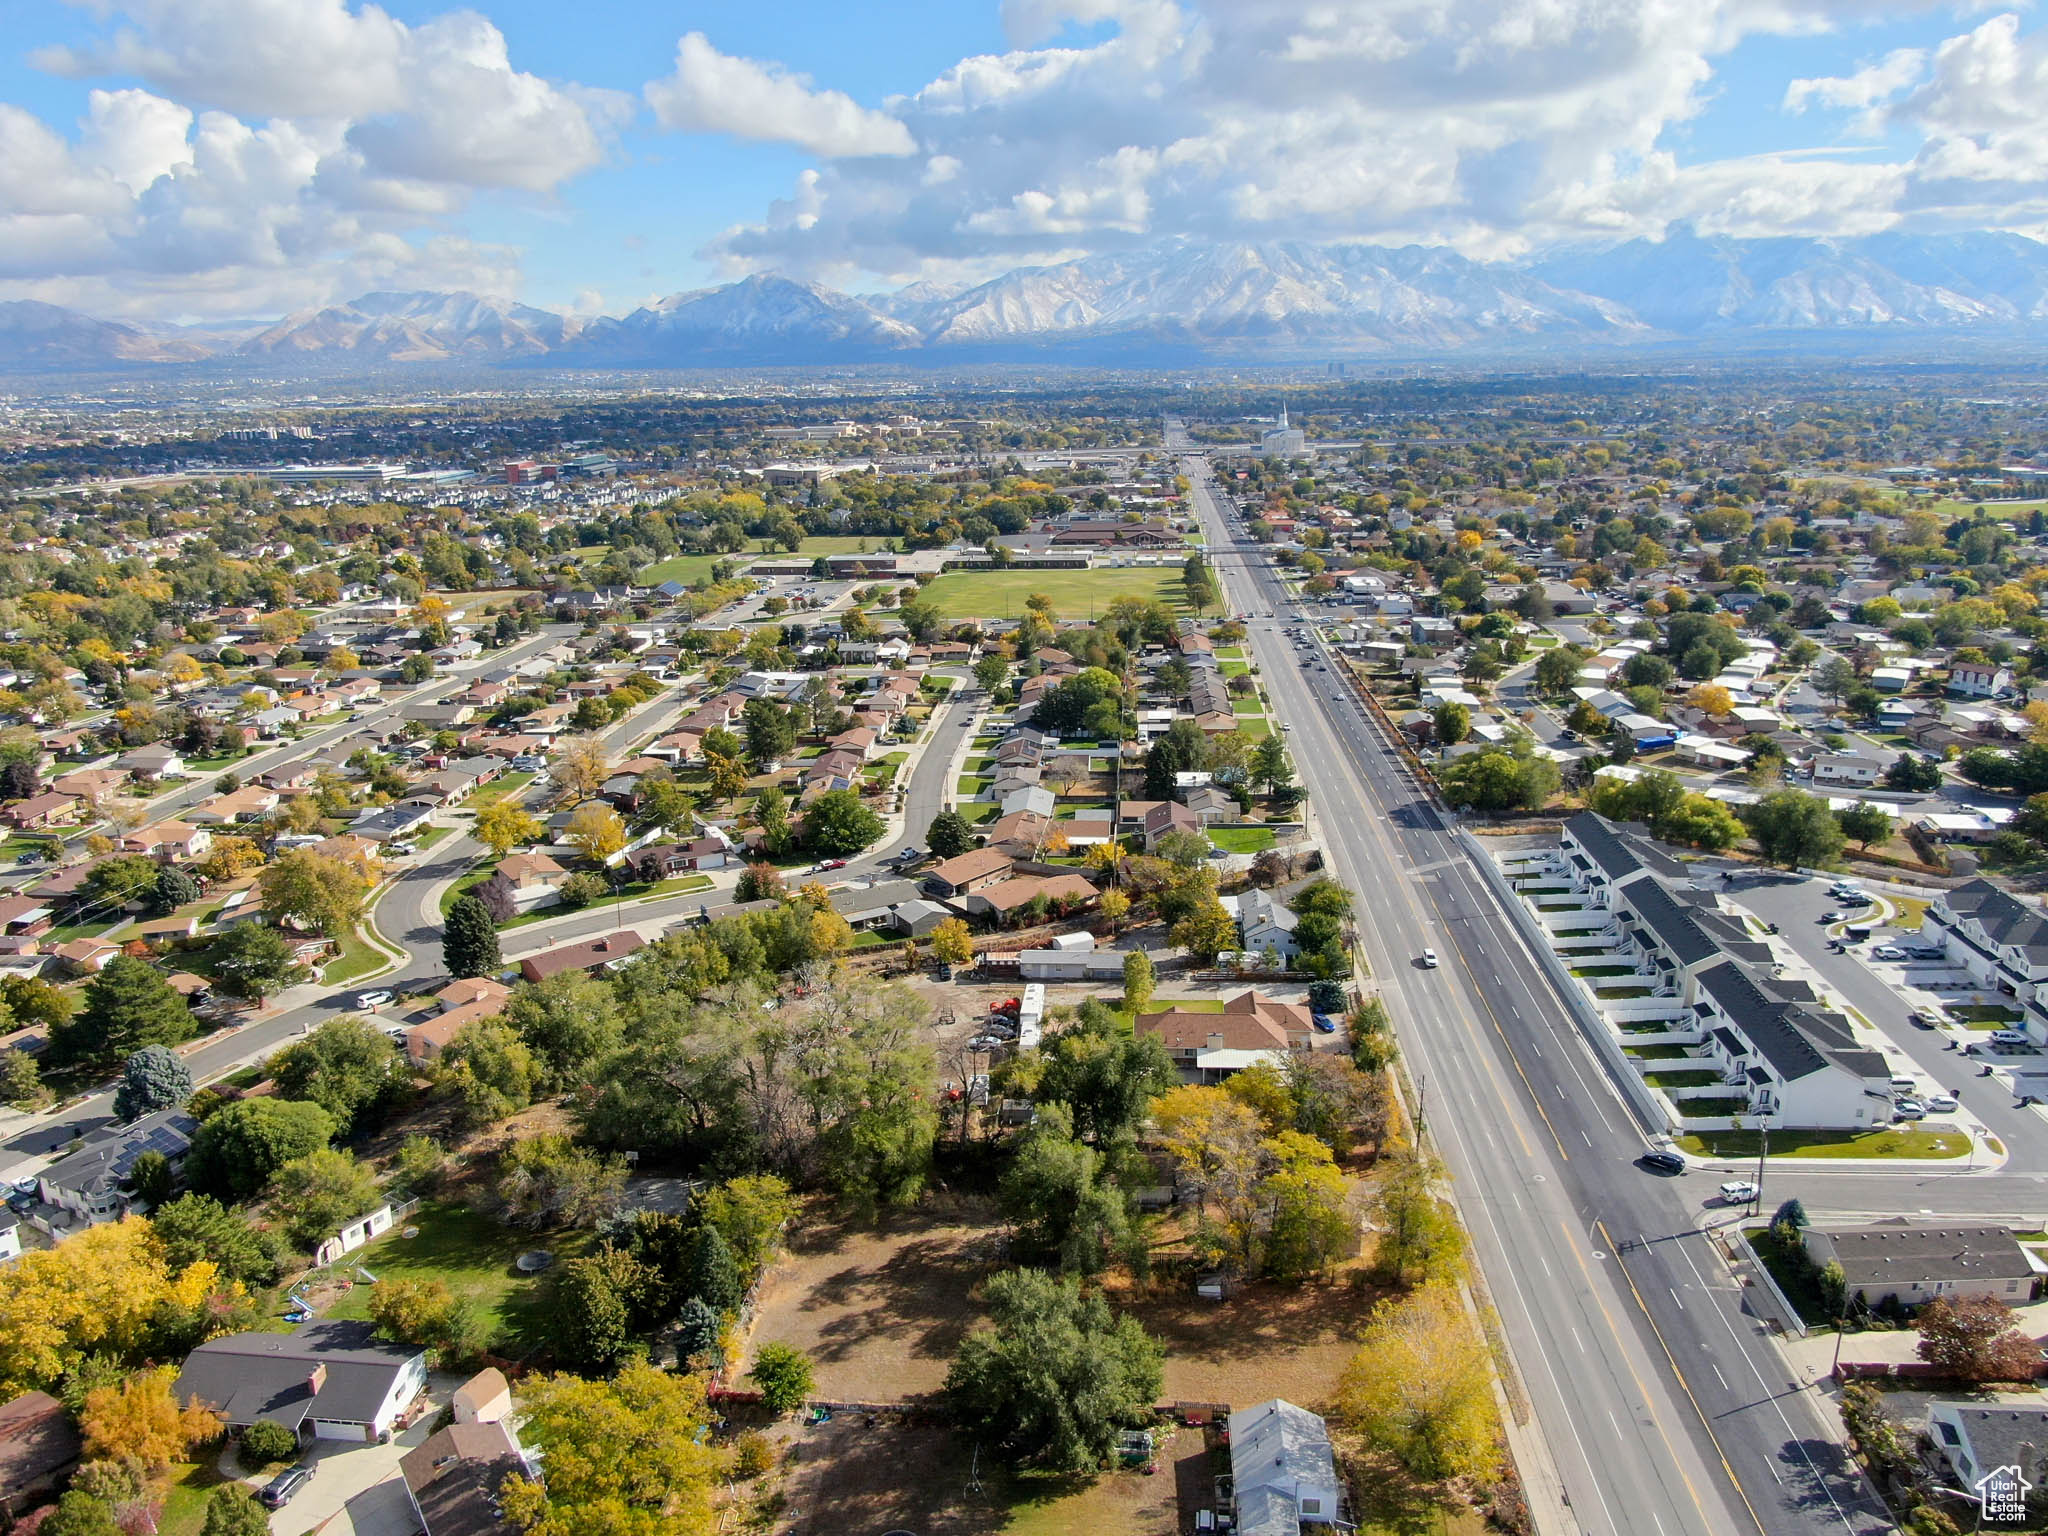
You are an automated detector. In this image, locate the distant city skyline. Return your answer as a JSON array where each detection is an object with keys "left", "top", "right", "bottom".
[{"left": 5, "top": 1, "right": 2048, "bottom": 323}]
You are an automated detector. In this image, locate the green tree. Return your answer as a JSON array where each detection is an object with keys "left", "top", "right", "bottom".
[
  {"left": 1837, "top": 803, "right": 1894, "bottom": 851},
  {"left": 973, "top": 655, "right": 1010, "bottom": 694},
  {"left": 502, "top": 973, "right": 623, "bottom": 1091},
  {"left": 1121, "top": 949, "right": 1154, "bottom": 1014},
  {"left": 742, "top": 697, "right": 796, "bottom": 769},
  {"left": 126, "top": 1149, "right": 174, "bottom": 1211},
  {"left": 676, "top": 1297, "right": 723, "bottom": 1367},
  {"left": 39, "top": 1492, "right": 122, "bottom": 1536},
  {"left": 112, "top": 1044, "right": 193, "bottom": 1121},
  {"left": 802, "top": 789, "right": 883, "bottom": 856},
  {"left": 209, "top": 922, "right": 308, "bottom": 1002},
  {"left": 925, "top": 809, "right": 974, "bottom": 859},
  {"left": 438, "top": 1019, "right": 538, "bottom": 1128},
  {"left": 269, "top": 1016, "right": 403, "bottom": 1133},
  {"left": 268, "top": 1148, "right": 381, "bottom": 1250},
  {"left": 499, "top": 1363, "right": 718, "bottom": 1536},
  {"left": 748, "top": 1342, "right": 814, "bottom": 1414},
  {"left": 443, "top": 894, "right": 501, "bottom": 980},
  {"left": 200, "top": 1484, "right": 270, "bottom": 1536},
  {"left": 547, "top": 1246, "right": 642, "bottom": 1373},
  {"left": 1438, "top": 738, "right": 1560, "bottom": 812},
  {"left": 685, "top": 1223, "right": 744, "bottom": 1315},
  {"left": 150, "top": 1195, "right": 281, "bottom": 1286},
  {"left": 186, "top": 1097, "right": 336, "bottom": 1200},
  {"left": 1884, "top": 753, "right": 1942, "bottom": 792},
  {"left": 1746, "top": 789, "right": 1846, "bottom": 869},
  {"left": 945, "top": 1269, "right": 1163, "bottom": 1471},
  {"left": 55, "top": 957, "right": 193, "bottom": 1070},
  {"left": 1366, "top": 1146, "right": 1465, "bottom": 1286},
  {"left": 1037, "top": 1003, "right": 1174, "bottom": 1144},
  {"left": 496, "top": 1133, "right": 624, "bottom": 1230},
  {"left": 1431, "top": 700, "right": 1470, "bottom": 746},
  {"left": 257, "top": 847, "right": 368, "bottom": 936},
  {"left": 999, "top": 1106, "right": 1136, "bottom": 1276},
  {"left": 0, "top": 1047, "right": 43, "bottom": 1107},
  {"left": 153, "top": 865, "right": 200, "bottom": 914},
  {"left": 696, "top": 1175, "right": 798, "bottom": 1286}
]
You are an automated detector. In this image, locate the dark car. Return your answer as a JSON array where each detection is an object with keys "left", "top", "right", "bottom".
[
  {"left": 1639, "top": 1150, "right": 1687, "bottom": 1175},
  {"left": 259, "top": 1467, "right": 312, "bottom": 1510}
]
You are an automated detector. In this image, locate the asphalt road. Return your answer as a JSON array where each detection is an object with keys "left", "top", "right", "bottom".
[{"left": 1176, "top": 432, "right": 1889, "bottom": 1536}]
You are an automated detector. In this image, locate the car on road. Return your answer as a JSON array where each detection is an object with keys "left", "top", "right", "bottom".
[
  {"left": 1838, "top": 891, "right": 1874, "bottom": 907},
  {"left": 1420, "top": 949, "right": 1439, "bottom": 968},
  {"left": 1281, "top": 722, "right": 1293, "bottom": 732},
  {"left": 1907, "top": 1009, "right": 1936, "bottom": 1028},
  {"left": 812, "top": 858, "right": 847, "bottom": 873},
  {"left": 259, "top": 1468, "right": 312, "bottom": 1510},
  {"left": 1718, "top": 1180, "right": 1758, "bottom": 1204},
  {"left": 1819, "top": 911, "right": 1841, "bottom": 923},
  {"left": 353, "top": 990, "right": 394, "bottom": 1011},
  {"left": 1640, "top": 1150, "right": 1687, "bottom": 1175}
]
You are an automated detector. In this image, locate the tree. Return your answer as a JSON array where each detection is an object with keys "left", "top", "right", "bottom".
[
  {"left": 257, "top": 847, "right": 367, "bottom": 936},
  {"left": 1038, "top": 1005, "right": 1174, "bottom": 1145},
  {"left": 748, "top": 1342, "right": 814, "bottom": 1414},
  {"left": 269, "top": 1148, "right": 381, "bottom": 1250},
  {"left": 696, "top": 1175, "right": 798, "bottom": 1286},
  {"left": 1263, "top": 1131, "right": 1354, "bottom": 1281},
  {"left": 269, "top": 1016, "right": 402, "bottom": 1133},
  {"left": 1884, "top": 753, "right": 1943, "bottom": 792},
  {"left": 0, "top": 1046, "right": 43, "bottom": 1108},
  {"left": 237, "top": 1418, "right": 299, "bottom": 1468},
  {"left": 945, "top": 1269, "right": 1163, "bottom": 1471},
  {"left": 36, "top": 1493, "right": 122, "bottom": 1536},
  {"left": 1121, "top": 950, "right": 1154, "bottom": 1014},
  {"left": 1337, "top": 1283, "right": 1501, "bottom": 1482},
  {"left": 502, "top": 973, "right": 623, "bottom": 1089},
  {"left": 552, "top": 737, "right": 611, "bottom": 805},
  {"left": 475, "top": 800, "right": 542, "bottom": 859},
  {"left": 742, "top": 699, "right": 796, "bottom": 771},
  {"left": 676, "top": 1296, "right": 723, "bottom": 1367},
  {"left": 439, "top": 1019, "right": 538, "bottom": 1128},
  {"left": 1000, "top": 1106, "right": 1137, "bottom": 1275},
  {"left": 1438, "top": 740, "right": 1559, "bottom": 813},
  {"left": 127, "top": 1149, "right": 174, "bottom": 1211},
  {"left": 1431, "top": 700, "right": 1470, "bottom": 745},
  {"left": 113, "top": 1044, "right": 193, "bottom": 1121},
  {"left": 1837, "top": 803, "right": 1894, "bottom": 851},
  {"left": 974, "top": 655, "right": 1010, "bottom": 693},
  {"left": 1172, "top": 897, "right": 1238, "bottom": 965},
  {"left": 1915, "top": 1294, "right": 2041, "bottom": 1382},
  {"left": 84, "top": 854, "right": 162, "bottom": 910},
  {"left": 1685, "top": 684, "right": 1734, "bottom": 717},
  {"left": 80, "top": 1364, "right": 221, "bottom": 1475},
  {"left": 199, "top": 1485, "right": 269, "bottom": 1536},
  {"left": 151, "top": 1195, "right": 281, "bottom": 1286},
  {"left": 1153, "top": 1087, "right": 1268, "bottom": 1269},
  {"left": 925, "top": 810, "right": 974, "bottom": 859},
  {"left": 566, "top": 800, "right": 626, "bottom": 863},
  {"left": 1366, "top": 1146, "right": 1465, "bottom": 1286},
  {"left": 1746, "top": 789, "right": 1845, "bottom": 869},
  {"left": 1813, "top": 656, "right": 1858, "bottom": 706},
  {"left": 733, "top": 862, "right": 785, "bottom": 903},
  {"left": 704, "top": 749, "right": 748, "bottom": 802},
  {"left": 1250, "top": 734, "right": 1293, "bottom": 794},
  {"left": 547, "top": 1247, "right": 640, "bottom": 1373},
  {"left": 443, "top": 893, "right": 501, "bottom": 979},
  {"left": 496, "top": 1133, "right": 624, "bottom": 1230},
  {"left": 928, "top": 917, "right": 974, "bottom": 969},
  {"left": 684, "top": 1223, "right": 744, "bottom": 1316},
  {"left": 152, "top": 865, "right": 200, "bottom": 914},
  {"left": 803, "top": 789, "right": 883, "bottom": 856},
  {"left": 55, "top": 957, "right": 193, "bottom": 1069},
  {"left": 210, "top": 922, "right": 308, "bottom": 1002},
  {"left": 498, "top": 1363, "right": 718, "bottom": 1536},
  {"left": 186, "top": 1097, "right": 336, "bottom": 1200}
]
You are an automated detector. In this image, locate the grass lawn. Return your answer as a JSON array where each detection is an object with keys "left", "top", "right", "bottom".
[
  {"left": 1923, "top": 497, "right": 2048, "bottom": 521},
  {"left": 1888, "top": 896, "right": 1929, "bottom": 931},
  {"left": 1745, "top": 1226, "right": 1836, "bottom": 1328},
  {"left": 916, "top": 568, "right": 1185, "bottom": 621},
  {"left": 1209, "top": 826, "right": 1276, "bottom": 855},
  {"left": 1215, "top": 647, "right": 1244, "bottom": 659},
  {"left": 959, "top": 803, "right": 1000, "bottom": 824},
  {"left": 1677, "top": 1127, "right": 1973, "bottom": 1159},
  {"left": 465, "top": 771, "right": 535, "bottom": 811},
  {"left": 318, "top": 1199, "right": 593, "bottom": 1355},
  {"left": 323, "top": 931, "right": 392, "bottom": 986},
  {"left": 439, "top": 858, "right": 498, "bottom": 918},
  {"left": 1949, "top": 1004, "right": 2023, "bottom": 1024},
  {"left": 611, "top": 872, "right": 715, "bottom": 903},
  {"left": 956, "top": 775, "right": 989, "bottom": 795},
  {"left": 1220, "top": 659, "right": 1250, "bottom": 677},
  {"left": 1625, "top": 1044, "right": 1695, "bottom": 1060},
  {"left": 1645, "top": 1070, "right": 1726, "bottom": 1089},
  {"left": 159, "top": 1461, "right": 230, "bottom": 1536},
  {"left": 633, "top": 551, "right": 730, "bottom": 587},
  {"left": 1238, "top": 717, "right": 1271, "bottom": 740},
  {"left": 413, "top": 823, "right": 457, "bottom": 850}
]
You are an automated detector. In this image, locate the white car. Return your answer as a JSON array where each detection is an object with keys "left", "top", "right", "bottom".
[
  {"left": 354, "top": 990, "right": 395, "bottom": 1011},
  {"left": 1923, "top": 1094, "right": 1959, "bottom": 1114},
  {"left": 1719, "top": 1180, "right": 1758, "bottom": 1204},
  {"left": 1421, "top": 949, "right": 1439, "bottom": 968}
]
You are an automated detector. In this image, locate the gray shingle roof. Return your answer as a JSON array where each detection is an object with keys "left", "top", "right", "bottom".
[{"left": 175, "top": 1323, "right": 419, "bottom": 1429}]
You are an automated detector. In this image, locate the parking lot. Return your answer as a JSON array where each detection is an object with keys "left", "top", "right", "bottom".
[{"left": 1725, "top": 872, "right": 2048, "bottom": 1172}]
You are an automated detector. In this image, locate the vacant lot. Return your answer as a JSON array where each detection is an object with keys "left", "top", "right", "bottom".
[
  {"left": 1118, "top": 1275, "right": 1385, "bottom": 1408},
  {"left": 739, "top": 1202, "right": 1003, "bottom": 1400},
  {"left": 761, "top": 1415, "right": 1200, "bottom": 1536},
  {"left": 918, "top": 568, "right": 1186, "bottom": 621}
]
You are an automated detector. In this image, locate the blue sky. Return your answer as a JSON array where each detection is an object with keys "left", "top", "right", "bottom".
[{"left": 3, "top": 1, "right": 2044, "bottom": 321}]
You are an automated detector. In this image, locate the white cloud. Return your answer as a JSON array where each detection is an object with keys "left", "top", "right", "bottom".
[
  {"left": 1783, "top": 45, "right": 1926, "bottom": 129},
  {"left": 5, "top": 0, "right": 623, "bottom": 315},
  {"left": 645, "top": 32, "right": 916, "bottom": 158}
]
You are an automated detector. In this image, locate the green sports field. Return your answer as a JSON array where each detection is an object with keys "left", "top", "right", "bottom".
[{"left": 916, "top": 568, "right": 1188, "bottom": 620}]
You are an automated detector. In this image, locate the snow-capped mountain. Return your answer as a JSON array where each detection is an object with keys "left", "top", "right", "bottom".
[{"left": 16, "top": 232, "right": 2048, "bottom": 371}]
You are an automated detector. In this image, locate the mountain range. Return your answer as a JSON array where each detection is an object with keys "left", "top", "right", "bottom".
[{"left": 12, "top": 231, "right": 2048, "bottom": 371}]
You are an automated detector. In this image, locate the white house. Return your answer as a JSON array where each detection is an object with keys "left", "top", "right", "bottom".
[
  {"left": 175, "top": 1325, "right": 426, "bottom": 1443},
  {"left": 1923, "top": 879, "right": 2048, "bottom": 1042},
  {"left": 1811, "top": 752, "right": 1883, "bottom": 788},
  {"left": 1230, "top": 1399, "right": 1342, "bottom": 1536}
]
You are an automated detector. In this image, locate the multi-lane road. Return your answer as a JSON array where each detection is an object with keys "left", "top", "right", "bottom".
[{"left": 1174, "top": 429, "right": 1891, "bottom": 1536}]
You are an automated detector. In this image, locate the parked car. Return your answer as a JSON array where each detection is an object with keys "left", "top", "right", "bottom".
[
  {"left": 1894, "top": 1100, "right": 1927, "bottom": 1120},
  {"left": 354, "top": 990, "right": 394, "bottom": 1011},
  {"left": 1819, "top": 911, "right": 1841, "bottom": 923},
  {"left": 1640, "top": 1150, "right": 1687, "bottom": 1175},
  {"left": 259, "top": 1468, "right": 312, "bottom": 1510},
  {"left": 1992, "top": 1029, "right": 2032, "bottom": 1046},
  {"left": 812, "top": 858, "right": 847, "bottom": 873},
  {"left": 1907, "top": 1009, "right": 1936, "bottom": 1029},
  {"left": 1311, "top": 1012, "right": 1338, "bottom": 1034},
  {"left": 1839, "top": 892, "right": 1874, "bottom": 907},
  {"left": 1718, "top": 1180, "right": 1758, "bottom": 1203},
  {"left": 1872, "top": 946, "right": 1906, "bottom": 961},
  {"left": 1924, "top": 1093, "right": 1959, "bottom": 1114}
]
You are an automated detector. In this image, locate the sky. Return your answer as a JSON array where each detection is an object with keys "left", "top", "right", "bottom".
[{"left": 5, "top": 0, "right": 2048, "bottom": 323}]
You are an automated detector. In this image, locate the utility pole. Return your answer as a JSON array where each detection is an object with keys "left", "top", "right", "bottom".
[{"left": 1751, "top": 1111, "right": 1772, "bottom": 1219}]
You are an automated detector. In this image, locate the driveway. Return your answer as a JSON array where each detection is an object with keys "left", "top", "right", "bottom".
[{"left": 265, "top": 1371, "right": 466, "bottom": 1536}]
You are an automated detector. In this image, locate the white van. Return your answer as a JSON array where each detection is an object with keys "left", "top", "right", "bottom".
[
  {"left": 1992, "top": 1029, "right": 2032, "bottom": 1046},
  {"left": 1889, "top": 1073, "right": 1917, "bottom": 1094}
]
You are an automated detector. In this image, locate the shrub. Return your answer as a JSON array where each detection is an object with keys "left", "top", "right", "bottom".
[
  {"left": 237, "top": 1419, "right": 298, "bottom": 1469},
  {"left": 733, "top": 1431, "right": 775, "bottom": 1479}
]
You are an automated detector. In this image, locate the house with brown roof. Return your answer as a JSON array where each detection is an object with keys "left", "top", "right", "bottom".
[
  {"left": 924, "top": 847, "right": 1016, "bottom": 897},
  {"left": 1142, "top": 800, "right": 1202, "bottom": 851},
  {"left": 474, "top": 852, "right": 567, "bottom": 920},
  {"left": 0, "top": 793, "right": 78, "bottom": 831},
  {"left": 53, "top": 937, "right": 118, "bottom": 974},
  {"left": 1137, "top": 991, "right": 1314, "bottom": 1083},
  {"left": 0, "top": 1390, "right": 82, "bottom": 1525},
  {"left": 119, "top": 821, "right": 212, "bottom": 864},
  {"left": 962, "top": 872, "right": 1098, "bottom": 922},
  {"left": 402, "top": 1420, "right": 531, "bottom": 1536},
  {"left": 187, "top": 786, "right": 280, "bottom": 824},
  {"left": 519, "top": 931, "right": 644, "bottom": 984}
]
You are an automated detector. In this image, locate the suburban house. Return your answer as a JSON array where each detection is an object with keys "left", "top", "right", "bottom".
[
  {"left": 1801, "top": 1222, "right": 2037, "bottom": 1310},
  {"left": 1810, "top": 752, "right": 1883, "bottom": 788},
  {"left": 119, "top": 821, "right": 212, "bottom": 863},
  {"left": 961, "top": 871, "right": 1098, "bottom": 923},
  {"left": 118, "top": 745, "right": 184, "bottom": 781},
  {"left": 924, "top": 848, "right": 1015, "bottom": 898},
  {"left": 402, "top": 1421, "right": 533, "bottom": 1536},
  {"left": 33, "top": 1110, "right": 197, "bottom": 1235},
  {"left": 0, "top": 793, "right": 79, "bottom": 831},
  {"left": 1949, "top": 662, "right": 2016, "bottom": 698},
  {"left": 1141, "top": 800, "right": 1202, "bottom": 851},
  {"left": 1922, "top": 880, "right": 2048, "bottom": 1042},
  {"left": 519, "top": 931, "right": 645, "bottom": 984},
  {"left": 1229, "top": 1399, "right": 1343, "bottom": 1536},
  {"left": 175, "top": 1323, "right": 426, "bottom": 1443},
  {"left": 1927, "top": 1403, "right": 2048, "bottom": 1497},
  {"left": 0, "top": 1391, "right": 81, "bottom": 1526},
  {"left": 1227, "top": 889, "right": 1300, "bottom": 963},
  {"left": 474, "top": 852, "right": 568, "bottom": 917},
  {"left": 1137, "top": 991, "right": 1314, "bottom": 1083},
  {"left": 1559, "top": 813, "right": 1893, "bottom": 1128}
]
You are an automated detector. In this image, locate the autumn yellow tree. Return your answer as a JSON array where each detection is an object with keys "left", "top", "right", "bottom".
[
  {"left": 1337, "top": 1283, "right": 1500, "bottom": 1483},
  {"left": 476, "top": 801, "right": 542, "bottom": 860},
  {"left": 82, "top": 1364, "right": 224, "bottom": 1474},
  {"left": 1153, "top": 1088, "right": 1267, "bottom": 1269},
  {"left": 552, "top": 737, "right": 612, "bottom": 806},
  {"left": 930, "top": 917, "right": 973, "bottom": 968},
  {"left": 1684, "top": 684, "right": 1734, "bottom": 717},
  {"left": 566, "top": 802, "right": 627, "bottom": 863},
  {"left": 198, "top": 836, "right": 265, "bottom": 882}
]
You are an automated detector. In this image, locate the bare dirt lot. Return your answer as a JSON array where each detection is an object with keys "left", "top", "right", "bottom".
[
  {"left": 739, "top": 1200, "right": 1003, "bottom": 1401},
  {"left": 1117, "top": 1275, "right": 1386, "bottom": 1410}
]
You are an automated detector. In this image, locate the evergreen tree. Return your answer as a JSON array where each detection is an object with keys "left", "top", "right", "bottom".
[
  {"left": 443, "top": 895, "right": 502, "bottom": 980},
  {"left": 153, "top": 865, "right": 200, "bottom": 914},
  {"left": 112, "top": 1044, "right": 194, "bottom": 1120},
  {"left": 56, "top": 957, "right": 194, "bottom": 1070},
  {"left": 685, "top": 1224, "right": 743, "bottom": 1314}
]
